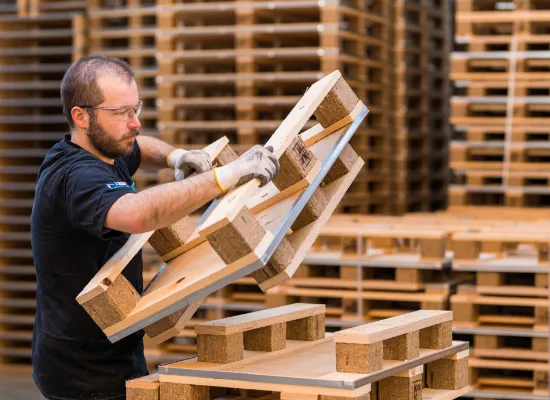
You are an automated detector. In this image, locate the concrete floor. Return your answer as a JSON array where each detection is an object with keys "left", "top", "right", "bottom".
[{"left": 0, "top": 367, "right": 42, "bottom": 400}]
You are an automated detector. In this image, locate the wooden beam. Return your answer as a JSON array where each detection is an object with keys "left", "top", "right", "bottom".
[
  {"left": 197, "top": 70, "right": 342, "bottom": 239},
  {"left": 334, "top": 311, "right": 452, "bottom": 345},
  {"left": 126, "top": 373, "right": 160, "bottom": 400},
  {"left": 149, "top": 137, "right": 237, "bottom": 261},
  {"left": 196, "top": 304, "right": 325, "bottom": 335}
]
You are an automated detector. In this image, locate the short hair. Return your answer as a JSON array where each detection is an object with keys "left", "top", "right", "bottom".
[{"left": 60, "top": 55, "right": 135, "bottom": 129}]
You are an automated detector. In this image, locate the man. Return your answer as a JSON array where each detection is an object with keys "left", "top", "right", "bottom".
[{"left": 31, "top": 55, "right": 279, "bottom": 400}]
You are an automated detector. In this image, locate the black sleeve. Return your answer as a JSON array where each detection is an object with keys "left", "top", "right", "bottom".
[
  {"left": 120, "top": 140, "right": 141, "bottom": 176},
  {"left": 65, "top": 162, "right": 137, "bottom": 240}
]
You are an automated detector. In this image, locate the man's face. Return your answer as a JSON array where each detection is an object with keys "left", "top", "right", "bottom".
[{"left": 87, "top": 74, "right": 141, "bottom": 160}]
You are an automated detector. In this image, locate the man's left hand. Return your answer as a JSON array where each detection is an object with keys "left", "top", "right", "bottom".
[{"left": 167, "top": 149, "right": 212, "bottom": 181}]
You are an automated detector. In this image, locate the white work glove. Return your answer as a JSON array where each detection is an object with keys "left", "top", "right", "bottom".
[
  {"left": 167, "top": 148, "right": 212, "bottom": 181},
  {"left": 213, "top": 145, "right": 280, "bottom": 192}
]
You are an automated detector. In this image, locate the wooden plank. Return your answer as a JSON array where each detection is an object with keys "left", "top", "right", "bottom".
[
  {"left": 334, "top": 311, "right": 452, "bottom": 345},
  {"left": 197, "top": 70, "right": 342, "bottom": 238},
  {"left": 258, "top": 151, "right": 366, "bottom": 290},
  {"left": 77, "top": 137, "right": 231, "bottom": 306},
  {"left": 195, "top": 304, "right": 325, "bottom": 335}
]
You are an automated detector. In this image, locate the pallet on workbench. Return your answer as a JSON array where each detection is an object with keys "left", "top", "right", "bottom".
[
  {"left": 77, "top": 70, "right": 368, "bottom": 345},
  {"left": 127, "top": 305, "right": 469, "bottom": 400}
]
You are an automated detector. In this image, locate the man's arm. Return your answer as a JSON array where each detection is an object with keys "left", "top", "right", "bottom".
[
  {"left": 105, "top": 145, "right": 279, "bottom": 233},
  {"left": 105, "top": 171, "right": 221, "bottom": 233},
  {"left": 135, "top": 135, "right": 175, "bottom": 168}
]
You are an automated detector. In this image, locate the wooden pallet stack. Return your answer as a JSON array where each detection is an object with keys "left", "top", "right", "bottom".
[
  {"left": 451, "top": 0, "right": 550, "bottom": 207},
  {"left": 267, "top": 208, "right": 548, "bottom": 399},
  {"left": 446, "top": 208, "right": 550, "bottom": 398},
  {"left": 392, "top": 0, "right": 451, "bottom": 214},
  {"left": 265, "top": 213, "right": 455, "bottom": 327},
  {"left": 0, "top": 9, "right": 84, "bottom": 365},
  {"left": 127, "top": 306, "right": 469, "bottom": 400},
  {"left": 87, "top": 0, "right": 157, "bottom": 138},
  {"left": 155, "top": 0, "right": 393, "bottom": 215}
]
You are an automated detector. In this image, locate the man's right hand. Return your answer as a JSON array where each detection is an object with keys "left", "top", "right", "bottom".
[{"left": 213, "top": 145, "right": 280, "bottom": 192}]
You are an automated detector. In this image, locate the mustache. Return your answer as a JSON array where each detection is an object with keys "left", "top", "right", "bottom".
[{"left": 122, "top": 129, "right": 140, "bottom": 140}]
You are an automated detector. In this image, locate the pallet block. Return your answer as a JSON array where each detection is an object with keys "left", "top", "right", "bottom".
[
  {"left": 77, "top": 70, "right": 368, "bottom": 344},
  {"left": 195, "top": 303, "right": 325, "bottom": 363},
  {"left": 334, "top": 310, "right": 453, "bottom": 374},
  {"left": 77, "top": 137, "right": 233, "bottom": 340},
  {"left": 127, "top": 306, "right": 469, "bottom": 400},
  {"left": 127, "top": 373, "right": 160, "bottom": 400}
]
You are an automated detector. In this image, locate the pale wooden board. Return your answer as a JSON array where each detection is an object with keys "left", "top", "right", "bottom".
[
  {"left": 333, "top": 310, "right": 452, "bottom": 345},
  {"left": 103, "top": 110, "right": 365, "bottom": 341},
  {"left": 160, "top": 340, "right": 468, "bottom": 389},
  {"left": 198, "top": 70, "right": 342, "bottom": 236},
  {"left": 76, "top": 137, "right": 231, "bottom": 305},
  {"left": 103, "top": 232, "right": 274, "bottom": 339},
  {"left": 76, "top": 230, "right": 153, "bottom": 304},
  {"left": 259, "top": 156, "right": 366, "bottom": 290},
  {"left": 195, "top": 303, "right": 325, "bottom": 335},
  {"left": 159, "top": 96, "right": 352, "bottom": 256},
  {"left": 126, "top": 373, "right": 160, "bottom": 390},
  {"left": 422, "top": 387, "right": 470, "bottom": 400},
  {"left": 453, "top": 231, "right": 550, "bottom": 243}
]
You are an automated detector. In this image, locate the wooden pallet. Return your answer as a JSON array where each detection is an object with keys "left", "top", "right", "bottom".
[
  {"left": 391, "top": 0, "right": 450, "bottom": 214},
  {"left": 265, "top": 285, "right": 450, "bottom": 324},
  {"left": 154, "top": 0, "right": 395, "bottom": 212},
  {"left": 87, "top": 0, "right": 157, "bottom": 136},
  {"left": 127, "top": 306, "right": 469, "bottom": 400},
  {"left": 451, "top": 285, "right": 549, "bottom": 331},
  {"left": 0, "top": 10, "right": 84, "bottom": 365},
  {"left": 468, "top": 356, "right": 549, "bottom": 397},
  {"left": 76, "top": 71, "right": 367, "bottom": 344},
  {"left": 458, "top": 331, "right": 549, "bottom": 363},
  {"left": 283, "top": 263, "right": 451, "bottom": 294}
]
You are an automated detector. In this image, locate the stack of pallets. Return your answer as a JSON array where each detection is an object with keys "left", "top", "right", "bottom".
[
  {"left": 451, "top": 0, "right": 550, "bottom": 207},
  {"left": 267, "top": 208, "right": 549, "bottom": 399},
  {"left": 87, "top": 0, "right": 158, "bottom": 138},
  {"left": 155, "top": 0, "right": 393, "bottom": 214},
  {"left": 0, "top": 9, "right": 84, "bottom": 365},
  {"left": 127, "top": 305, "right": 470, "bottom": 400},
  {"left": 391, "top": 0, "right": 451, "bottom": 214}
]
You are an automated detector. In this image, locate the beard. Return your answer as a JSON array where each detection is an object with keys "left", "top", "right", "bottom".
[{"left": 86, "top": 116, "right": 139, "bottom": 159}]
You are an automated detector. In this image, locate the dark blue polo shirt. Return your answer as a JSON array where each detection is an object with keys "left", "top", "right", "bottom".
[{"left": 31, "top": 134, "right": 147, "bottom": 399}]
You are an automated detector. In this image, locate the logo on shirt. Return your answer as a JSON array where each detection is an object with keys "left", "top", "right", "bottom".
[
  {"left": 106, "top": 181, "right": 136, "bottom": 192},
  {"left": 106, "top": 181, "right": 129, "bottom": 190}
]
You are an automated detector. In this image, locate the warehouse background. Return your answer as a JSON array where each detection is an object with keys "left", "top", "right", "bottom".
[{"left": 0, "top": 0, "right": 549, "bottom": 399}]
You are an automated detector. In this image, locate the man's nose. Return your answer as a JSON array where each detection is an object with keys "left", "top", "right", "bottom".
[{"left": 127, "top": 114, "right": 141, "bottom": 130}]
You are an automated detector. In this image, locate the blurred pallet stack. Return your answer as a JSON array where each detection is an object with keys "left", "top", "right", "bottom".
[
  {"left": 0, "top": 10, "right": 84, "bottom": 365},
  {"left": 264, "top": 208, "right": 550, "bottom": 398},
  {"left": 446, "top": 207, "right": 550, "bottom": 398},
  {"left": 87, "top": 0, "right": 158, "bottom": 139},
  {"left": 451, "top": 0, "right": 550, "bottom": 208},
  {"left": 155, "top": 0, "right": 394, "bottom": 214},
  {"left": 392, "top": 0, "right": 451, "bottom": 214},
  {"left": 265, "top": 213, "right": 455, "bottom": 329}
]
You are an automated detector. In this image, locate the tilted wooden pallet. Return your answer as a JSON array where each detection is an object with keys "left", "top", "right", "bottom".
[
  {"left": 126, "top": 305, "right": 469, "bottom": 400},
  {"left": 76, "top": 71, "right": 367, "bottom": 344}
]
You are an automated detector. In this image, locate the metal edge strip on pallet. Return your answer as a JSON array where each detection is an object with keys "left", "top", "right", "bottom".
[
  {"left": 107, "top": 106, "right": 369, "bottom": 343},
  {"left": 158, "top": 341, "right": 469, "bottom": 390}
]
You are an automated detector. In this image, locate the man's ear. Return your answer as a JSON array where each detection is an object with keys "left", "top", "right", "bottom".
[{"left": 71, "top": 107, "right": 89, "bottom": 130}]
